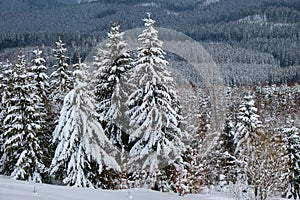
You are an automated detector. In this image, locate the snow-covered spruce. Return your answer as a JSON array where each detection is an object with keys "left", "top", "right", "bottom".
[
  {"left": 93, "top": 23, "right": 131, "bottom": 147},
  {"left": 31, "top": 47, "right": 53, "bottom": 175},
  {"left": 126, "top": 13, "right": 186, "bottom": 186},
  {"left": 0, "top": 49, "right": 46, "bottom": 182},
  {"left": 50, "top": 36, "right": 73, "bottom": 119},
  {"left": 234, "top": 94, "right": 262, "bottom": 155},
  {"left": 233, "top": 94, "right": 262, "bottom": 197},
  {"left": 50, "top": 58, "right": 120, "bottom": 188},
  {"left": 0, "top": 59, "right": 13, "bottom": 159},
  {"left": 31, "top": 48, "right": 50, "bottom": 102}
]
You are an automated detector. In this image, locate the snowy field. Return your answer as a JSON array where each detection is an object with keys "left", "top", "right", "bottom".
[{"left": 0, "top": 176, "right": 234, "bottom": 200}]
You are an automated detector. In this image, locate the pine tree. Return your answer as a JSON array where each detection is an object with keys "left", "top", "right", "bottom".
[
  {"left": 50, "top": 57, "right": 120, "bottom": 188},
  {"left": 283, "top": 119, "right": 300, "bottom": 199},
  {"left": 0, "top": 49, "right": 46, "bottom": 182},
  {"left": 94, "top": 23, "right": 131, "bottom": 147},
  {"left": 126, "top": 13, "right": 186, "bottom": 189}
]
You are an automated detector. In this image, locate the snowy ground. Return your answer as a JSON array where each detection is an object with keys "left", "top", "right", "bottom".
[{"left": 0, "top": 176, "right": 234, "bottom": 200}]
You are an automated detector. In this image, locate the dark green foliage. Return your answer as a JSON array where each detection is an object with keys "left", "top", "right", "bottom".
[{"left": 93, "top": 23, "right": 131, "bottom": 147}]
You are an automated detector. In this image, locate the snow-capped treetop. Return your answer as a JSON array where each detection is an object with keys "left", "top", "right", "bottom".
[
  {"left": 32, "top": 48, "right": 46, "bottom": 73},
  {"left": 138, "top": 12, "right": 162, "bottom": 50},
  {"left": 51, "top": 36, "right": 72, "bottom": 92},
  {"left": 234, "top": 94, "right": 262, "bottom": 155},
  {"left": 15, "top": 49, "right": 26, "bottom": 75},
  {"left": 106, "top": 23, "right": 130, "bottom": 64},
  {"left": 94, "top": 22, "right": 131, "bottom": 105},
  {"left": 73, "top": 56, "right": 85, "bottom": 80},
  {"left": 134, "top": 12, "right": 169, "bottom": 86},
  {"left": 31, "top": 47, "right": 49, "bottom": 99},
  {"left": 54, "top": 37, "right": 67, "bottom": 56},
  {"left": 237, "top": 94, "right": 261, "bottom": 132}
]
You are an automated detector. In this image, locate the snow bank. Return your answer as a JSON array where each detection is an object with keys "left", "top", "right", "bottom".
[{"left": 0, "top": 176, "right": 234, "bottom": 200}]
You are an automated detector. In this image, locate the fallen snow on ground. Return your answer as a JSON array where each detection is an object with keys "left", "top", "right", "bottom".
[{"left": 0, "top": 176, "right": 234, "bottom": 200}]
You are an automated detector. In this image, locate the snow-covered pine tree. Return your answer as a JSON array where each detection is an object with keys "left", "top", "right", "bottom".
[
  {"left": 0, "top": 49, "right": 46, "bottom": 182},
  {"left": 50, "top": 57, "right": 120, "bottom": 188},
  {"left": 93, "top": 22, "right": 131, "bottom": 147},
  {"left": 126, "top": 13, "right": 186, "bottom": 190},
  {"left": 282, "top": 119, "right": 300, "bottom": 199},
  {"left": 50, "top": 36, "right": 73, "bottom": 123}
]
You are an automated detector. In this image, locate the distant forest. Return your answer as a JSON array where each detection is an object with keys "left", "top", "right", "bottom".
[{"left": 0, "top": 0, "right": 299, "bottom": 84}]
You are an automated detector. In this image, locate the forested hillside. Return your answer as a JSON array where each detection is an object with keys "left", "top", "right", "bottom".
[{"left": 0, "top": 0, "right": 299, "bottom": 84}]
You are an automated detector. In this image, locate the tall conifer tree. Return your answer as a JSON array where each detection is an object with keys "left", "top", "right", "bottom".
[
  {"left": 126, "top": 13, "right": 186, "bottom": 188},
  {"left": 51, "top": 57, "right": 120, "bottom": 188},
  {"left": 0, "top": 49, "right": 46, "bottom": 182},
  {"left": 94, "top": 23, "right": 131, "bottom": 147}
]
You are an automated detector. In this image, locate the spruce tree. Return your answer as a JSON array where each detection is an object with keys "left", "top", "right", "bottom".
[
  {"left": 31, "top": 47, "right": 50, "bottom": 105},
  {"left": 50, "top": 36, "right": 73, "bottom": 122},
  {"left": 234, "top": 94, "right": 262, "bottom": 155},
  {"left": 94, "top": 23, "right": 131, "bottom": 147},
  {"left": 0, "top": 59, "right": 13, "bottom": 159},
  {"left": 126, "top": 13, "right": 185, "bottom": 189},
  {"left": 31, "top": 47, "right": 52, "bottom": 177},
  {"left": 233, "top": 94, "right": 262, "bottom": 196},
  {"left": 0, "top": 49, "right": 46, "bottom": 182},
  {"left": 50, "top": 58, "right": 120, "bottom": 188}
]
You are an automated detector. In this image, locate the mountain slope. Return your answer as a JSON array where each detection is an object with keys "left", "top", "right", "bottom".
[{"left": 0, "top": 0, "right": 299, "bottom": 83}]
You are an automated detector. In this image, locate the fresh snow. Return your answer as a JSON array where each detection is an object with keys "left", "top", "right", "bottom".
[
  {"left": 0, "top": 176, "right": 234, "bottom": 200},
  {"left": 238, "top": 14, "right": 267, "bottom": 24},
  {"left": 202, "top": 0, "right": 221, "bottom": 6}
]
